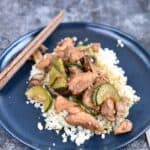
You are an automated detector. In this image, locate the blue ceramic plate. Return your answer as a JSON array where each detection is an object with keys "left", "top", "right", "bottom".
[{"left": 0, "top": 23, "right": 150, "bottom": 150}]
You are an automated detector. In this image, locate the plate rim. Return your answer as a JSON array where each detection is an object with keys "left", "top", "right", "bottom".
[{"left": 0, "top": 22, "right": 150, "bottom": 150}]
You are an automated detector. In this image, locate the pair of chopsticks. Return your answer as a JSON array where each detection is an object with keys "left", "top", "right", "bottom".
[{"left": 0, "top": 10, "right": 64, "bottom": 90}]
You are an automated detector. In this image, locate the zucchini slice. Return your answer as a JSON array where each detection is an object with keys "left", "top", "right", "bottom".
[
  {"left": 77, "top": 45, "right": 94, "bottom": 56},
  {"left": 49, "top": 66, "right": 62, "bottom": 86},
  {"left": 68, "top": 96, "right": 98, "bottom": 116},
  {"left": 79, "top": 103, "right": 98, "bottom": 116},
  {"left": 65, "top": 62, "right": 82, "bottom": 69},
  {"left": 92, "top": 83, "right": 120, "bottom": 106},
  {"left": 49, "top": 61, "right": 67, "bottom": 89},
  {"left": 52, "top": 77, "right": 67, "bottom": 90},
  {"left": 25, "top": 86, "right": 53, "bottom": 112},
  {"left": 53, "top": 58, "right": 67, "bottom": 77}
]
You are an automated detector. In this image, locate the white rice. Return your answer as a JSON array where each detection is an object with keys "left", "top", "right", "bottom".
[
  {"left": 117, "top": 39, "right": 124, "bottom": 48},
  {"left": 29, "top": 65, "right": 44, "bottom": 80},
  {"left": 72, "top": 36, "right": 78, "bottom": 42},
  {"left": 27, "top": 47, "right": 140, "bottom": 146},
  {"left": 96, "top": 48, "right": 140, "bottom": 107},
  {"left": 37, "top": 122, "right": 44, "bottom": 131}
]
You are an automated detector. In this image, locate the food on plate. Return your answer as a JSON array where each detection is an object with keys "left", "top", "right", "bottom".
[
  {"left": 25, "top": 86, "right": 53, "bottom": 112},
  {"left": 25, "top": 37, "right": 140, "bottom": 145}
]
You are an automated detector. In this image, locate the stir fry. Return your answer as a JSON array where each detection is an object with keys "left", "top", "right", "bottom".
[{"left": 25, "top": 37, "right": 133, "bottom": 135}]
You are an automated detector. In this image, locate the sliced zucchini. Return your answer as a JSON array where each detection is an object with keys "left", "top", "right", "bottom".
[
  {"left": 77, "top": 45, "right": 94, "bottom": 56},
  {"left": 92, "top": 87, "right": 100, "bottom": 106},
  {"left": 25, "top": 86, "right": 53, "bottom": 112},
  {"left": 53, "top": 58, "right": 67, "bottom": 77},
  {"left": 92, "top": 83, "right": 120, "bottom": 106},
  {"left": 65, "top": 62, "right": 82, "bottom": 69},
  {"left": 68, "top": 95, "right": 98, "bottom": 116},
  {"left": 49, "top": 63, "right": 67, "bottom": 88},
  {"left": 79, "top": 103, "right": 98, "bottom": 116},
  {"left": 52, "top": 77, "right": 67, "bottom": 90},
  {"left": 49, "top": 66, "right": 62, "bottom": 86},
  {"left": 77, "top": 45, "right": 90, "bottom": 50}
]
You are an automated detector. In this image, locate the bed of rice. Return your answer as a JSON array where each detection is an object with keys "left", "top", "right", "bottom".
[{"left": 28, "top": 47, "right": 140, "bottom": 146}]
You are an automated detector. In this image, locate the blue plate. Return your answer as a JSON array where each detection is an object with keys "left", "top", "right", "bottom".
[{"left": 0, "top": 23, "right": 150, "bottom": 150}]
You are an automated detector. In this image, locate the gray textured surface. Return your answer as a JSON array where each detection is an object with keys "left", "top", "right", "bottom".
[{"left": 0, "top": 0, "right": 149, "bottom": 149}]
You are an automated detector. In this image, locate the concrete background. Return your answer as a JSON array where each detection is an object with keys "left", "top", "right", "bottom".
[{"left": 0, "top": 0, "right": 149, "bottom": 149}]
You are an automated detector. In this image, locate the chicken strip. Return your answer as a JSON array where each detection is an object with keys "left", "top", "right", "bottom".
[
  {"left": 55, "top": 96, "right": 78, "bottom": 113},
  {"left": 115, "top": 101, "right": 126, "bottom": 118},
  {"left": 56, "top": 46, "right": 84, "bottom": 63},
  {"left": 68, "top": 66, "right": 83, "bottom": 77},
  {"left": 56, "top": 38, "right": 74, "bottom": 51},
  {"left": 29, "top": 72, "right": 45, "bottom": 87},
  {"left": 101, "top": 99, "right": 116, "bottom": 122},
  {"left": 114, "top": 119, "right": 133, "bottom": 135},
  {"left": 36, "top": 54, "right": 55, "bottom": 69},
  {"left": 94, "top": 74, "right": 109, "bottom": 87},
  {"left": 29, "top": 79, "right": 42, "bottom": 87},
  {"left": 68, "top": 72, "right": 97, "bottom": 95},
  {"left": 69, "top": 47, "right": 84, "bottom": 63},
  {"left": 65, "top": 111, "right": 103, "bottom": 132},
  {"left": 55, "top": 96, "right": 103, "bottom": 132},
  {"left": 66, "top": 106, "right": 82, "bottom": 114},
  {"left": 55, "top": 47, "right": 71, "bottom": 61}
]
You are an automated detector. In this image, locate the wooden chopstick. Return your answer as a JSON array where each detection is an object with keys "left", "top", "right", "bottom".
[{"left": 0, "top": 10, "right": 64, "bottom": 90}]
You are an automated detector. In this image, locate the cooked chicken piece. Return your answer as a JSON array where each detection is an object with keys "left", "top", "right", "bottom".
[
  {"left": 94, "top": 74, "right": 109, "bottom": 87},
  {"left": 31, "top": 73, "right": 45, "bottom": 81},
  {"left": 55, "top": 96, "right": 78, "bottom": 113},
  {"left": 114, "top": 119, "right": 133, "bottom": 135},
  {"left": 55, "top": 46, "right": 71, "bottom": 60},
  {"left": 36, "top": 54, "right": 55, "bottom": 69},
  {"left": 54, "top": 38, "right": 75, "bottom": 61},
  {"left": 36, "top": 58, "right": 50, "bottom": 69},
  {"left": 66, "top": 106, "right": 82, "bottom": 114},
  {"left": 83, "top": 88, "right": 94, "bottom": 109},
  {"left": 29, "top": 79, "right": 42, "bottom": 87},
  {"left": 55, "top": 50, "right": 66, "bottom": 58},
  {"left": 69, "top": 47, "right": 84, "bottom": 63},
  {"left": 82, "top": 88, "right": 99, "bottom": 112},
  {"left": 29, "top": 72, "right": 45, "bottom": 87},
  {"left": 91, "top": 43, "right": 101, "bottom": 52},
  {"left": 68, "top": 66, "right": 83, "bottom": 76},
  {"left": 68, "top": 72, "right": 97, "bottom": 95},
  {"left": 55, "top": 96, "right": 103, "bottom": 132},
  {"left": 115, "top": 101, "right": 126, "bottom": 118},
  {"left": 56, "top": 46, "right": 82, "bottom": 63},
  {"left": 56, "top": 38, "right": 74, "bottom": 51},
  {"left": 65, "top": 111, "right": 103, "bottom": 132},
  {"left": 33, "top": 50, "right": 43, "bottom": 63},
  {"left": 56, "top": 43, "right": 84, "bottom": 63},
  {"left": 30, "top": 45, "right": 48, "bottom": 61},
  {"left": 101, "top": 99, "right": 116, "bottom": 122}
]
